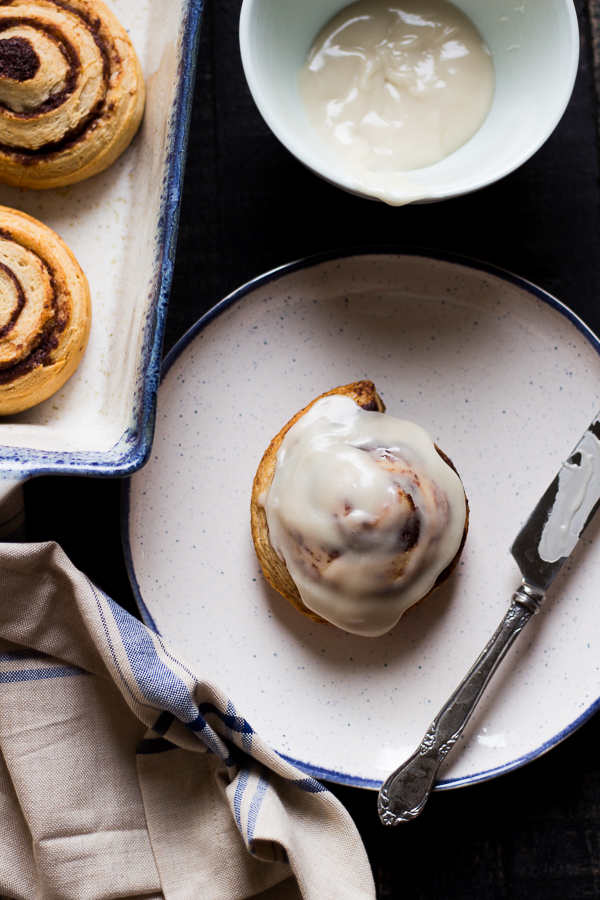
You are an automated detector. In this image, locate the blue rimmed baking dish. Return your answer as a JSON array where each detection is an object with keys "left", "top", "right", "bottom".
[{"left": 0, "top": 0, "right": 204, "bottom": 503}]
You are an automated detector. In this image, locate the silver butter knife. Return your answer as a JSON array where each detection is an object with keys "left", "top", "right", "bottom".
[{"left": 378, "top": 411, "right": 600, "bottom": 826}]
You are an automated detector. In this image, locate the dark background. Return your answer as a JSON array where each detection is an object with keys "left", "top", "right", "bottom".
[{"left": 23, "top": 0, "right": 600, "bottom": 896}]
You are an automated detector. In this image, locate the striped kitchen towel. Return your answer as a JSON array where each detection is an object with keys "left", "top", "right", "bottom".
[{"left": 0, "top": 497, "right": 375, "bottom": 900}]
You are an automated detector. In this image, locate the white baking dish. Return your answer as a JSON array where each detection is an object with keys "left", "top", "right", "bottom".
[{"left": 0, "top": 0, "right": 203, "bottom": 502}]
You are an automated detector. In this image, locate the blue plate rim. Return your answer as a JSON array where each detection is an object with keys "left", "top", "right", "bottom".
[{"left": 123, "top": 245, "right": 600, "bottom": 790}]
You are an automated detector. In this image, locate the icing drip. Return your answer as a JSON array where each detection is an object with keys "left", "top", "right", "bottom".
[{"left": 262, "top": 395, "right": 466, "bottom": 636}]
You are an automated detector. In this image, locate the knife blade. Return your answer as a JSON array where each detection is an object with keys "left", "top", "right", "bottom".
[
  {"left": 511, "top": 413, "right": 600, "bottom": 592},
  {"left": 377, "top": 410, "right": 600, "bottom": 826}
]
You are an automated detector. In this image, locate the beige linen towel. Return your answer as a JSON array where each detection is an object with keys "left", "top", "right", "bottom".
[{"left": 0, "top": 495, "right": 375, "bottom": 900}]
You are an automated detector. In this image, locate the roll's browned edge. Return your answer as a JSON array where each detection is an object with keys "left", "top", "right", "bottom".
[
  {"left": 251, "top": 380, "right": 469, "bottom": 630},
  {"left": 251, "top": 381, "right": 385, "bottom": 624},
  {"left": 0, "top": 0, "right": 145, "bottom": 189},
  {"left": 0, "top": 204, "right": 91, "bottom": 415}
]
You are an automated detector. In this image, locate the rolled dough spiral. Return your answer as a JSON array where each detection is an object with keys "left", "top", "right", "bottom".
[
  {"left": 0, "top": 204, "right": 90, "bottom": 414},
  {"left": 0, "top": 0, "right": 145, "bottom": 188}
]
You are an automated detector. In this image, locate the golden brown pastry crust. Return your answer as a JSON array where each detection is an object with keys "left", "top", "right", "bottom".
[
  {"left": 251, "top": 381, "right": 469, "bottom": 626},
  {"left": 0, "top": 204, "right": 91, "bottom": 414},
  {"left": 0, "top": 0, "right": 145, "bottom": 189}
]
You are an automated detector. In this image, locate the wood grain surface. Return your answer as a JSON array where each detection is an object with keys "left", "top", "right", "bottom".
[{"left": 24, "top": 0, "right": 600, "bottom": 896}]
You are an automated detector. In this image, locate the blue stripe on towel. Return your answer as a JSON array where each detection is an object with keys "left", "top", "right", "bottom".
[
  {"left": 0, "top": 649, "right": 52, "bottom": 662},
  {"left": 0, "top": 666, "right": 86, "bottom": 685},
  {"left": 226, "top": 699, "right": 236, "bottom": 742},
  {"left": 94, "top": 588, "right": 233, "bottom": 761},
  {"left": 92, "top": 585, "right": 153, "bottom": 711},
  {"left": 95, "top": 589, "right": 326, "bottom": 798},
  {"left": 188, "top": 712, "right": 236, "bottom": 766},
  {"left": 155, "top": 633, "right": 198, "bottom": 684},
  {"left": 103, "top": 598, "right": 238, "bottom": 764},
  {"left": 224, "top": 700, "right": 253, "bottom": 754},
  {"left": 247, "top": 771, "right": 269, "bottom": 850},
  {"left": 152, "top": 710, "right": 175, "bottom": 736},
  {"left": 199, "top": 702, "right": 254, "bottom": 736},
  {"left": 0, "top": 509, "right": 23, "bottom": 530},
  {"left": 233, "top": 764, "right": 252, "bottom": 835},
  {"left": 0, "top": 507, "right": 26, "bottom": 542},
  {"left": 187, "top": 711, "right": 209, "bottom": 733},
  {"left": 106, "top": 596, "right": 200, "bottom": 722},
  {"left": 137, "top": 737, "right": 178, "bottom": 755},
  {"left": 292, "top": 777, "right": 327, "bottom": 794}
]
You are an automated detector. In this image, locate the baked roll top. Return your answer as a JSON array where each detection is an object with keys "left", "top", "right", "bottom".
[
  {"left": 0, "top": 0, "right": 145, "bottom": 188},
  {"left": 252, "top": 382, "right": 468, "bottom": 637},
  {"left": 0, "top": 204, "right": 90, "bottom": 414}
]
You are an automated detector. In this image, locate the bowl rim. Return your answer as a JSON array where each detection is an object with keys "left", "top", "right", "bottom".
[{"left": 239, "top": 0, "right": 580, "bottom": 203}]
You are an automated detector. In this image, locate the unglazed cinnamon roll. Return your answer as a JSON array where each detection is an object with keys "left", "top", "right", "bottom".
[
  {"left": 251, "top": 382, "right": 468, "bottom": 637},
  {"left": 0, "top": 0, "right": 145, "bottom": 189},
  {"left": 0, "top": 205, "right": 91, "bottom": 414}
]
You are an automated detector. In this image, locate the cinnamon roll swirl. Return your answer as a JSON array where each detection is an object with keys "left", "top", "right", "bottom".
[
  {"left": 0, "top": 0, "right": 145, "bottom": 189},
  {"left": 251, "top": 382, "right": 468, "bottom": 637},
  {"left": 0, "top": 205, "right": 91, "bottom": 414}
]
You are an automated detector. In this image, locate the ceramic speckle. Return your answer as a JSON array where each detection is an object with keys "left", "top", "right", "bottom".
[
  {"left": 0, "top": 0, "right": 203, "bottom": 499},
  {"left": 125, "top": 249, "right": 600, "bottom": 789}
]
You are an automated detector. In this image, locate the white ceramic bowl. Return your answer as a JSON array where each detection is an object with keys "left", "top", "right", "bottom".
[{"left": 239, "top": 0, "right": 579, "bottom": 204}]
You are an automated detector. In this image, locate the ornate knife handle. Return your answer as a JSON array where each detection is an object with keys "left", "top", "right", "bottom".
[{"left": 377, "top": 582, "right": 545, "bottom": 826}]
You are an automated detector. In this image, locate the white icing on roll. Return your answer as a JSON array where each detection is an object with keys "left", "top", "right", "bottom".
[{"left": 261, "top": 395, "right": 466, "bottom": 636}]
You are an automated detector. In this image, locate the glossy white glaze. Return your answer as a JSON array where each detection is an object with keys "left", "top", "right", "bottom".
[
  {"left": 127, "top": 252, "right": 600, "bottom": 789},
  {"left": 297, "top": 0, "right": 494, "bottom": 205},
  {"left": 264, "top": 395, "right": 466, "bottom": 635}
]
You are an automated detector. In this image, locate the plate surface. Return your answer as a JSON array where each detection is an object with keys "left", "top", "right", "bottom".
[
  {"left": 125, "top": 249, "right": 600, "bottom": 789},
  {"left": 0, "top": 0, "right": 202, "bottom": 495}
]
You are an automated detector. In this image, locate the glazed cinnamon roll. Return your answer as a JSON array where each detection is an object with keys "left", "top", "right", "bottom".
[
  {"left": 251, "top": 382, "right": 468, "bottom": 637},
  {"left": 0, "top": 0, "right": 145, "bottom": 189},
  {"left": 0, "top": 205, "right": 91, "bottom": 414}
]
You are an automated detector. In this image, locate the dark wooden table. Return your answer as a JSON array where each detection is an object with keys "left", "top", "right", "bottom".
[{"left": 23, "top": 1, "right": 600, "bottom": 896}]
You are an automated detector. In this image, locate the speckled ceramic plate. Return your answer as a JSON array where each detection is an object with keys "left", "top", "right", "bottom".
[
  {"left": 0, "top": 0, "right": 203, "bottom": 502},
  {"left": 124, "top": 249, "right": 600, "bottom": 790}
]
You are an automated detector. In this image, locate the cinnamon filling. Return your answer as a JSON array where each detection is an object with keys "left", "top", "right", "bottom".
[
  {"left": 0, "top": 260, "right": 25, "bottom": 338},
  {"left": 0, "top": 19, "right": 79, "bottom": 115},
  {"left": 0, "top": 237, "right": 67, "bottom": 385},
  {"left": 0, "top": 294, "right": 64, "bottom": 385},
  {"left": 0, "top": 1, "right": 112, "bottom": 155},
  {"left": 0, "top": 96, "right": 105, "bottom": 160},
  {"left": 0, "top": 36, "right": 40, "bottom": 81}
]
